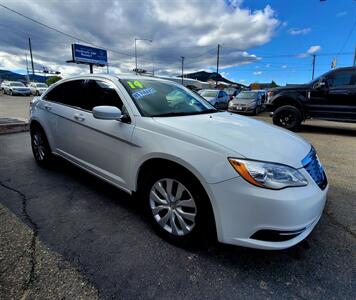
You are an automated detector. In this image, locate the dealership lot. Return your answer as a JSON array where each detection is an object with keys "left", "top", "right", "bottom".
[{"left": 0, "top": 94, "right": 355, "bottom": 298}]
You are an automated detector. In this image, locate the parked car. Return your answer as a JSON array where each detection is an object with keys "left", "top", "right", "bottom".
[
  {"left": 1, "top": 80, "right": 9, "bottom": 93},
  {"left": 224, "top": 87, "right": 240, "bottom": 100},
  {"left": 200, "top": 89, "right": 229, "bottom": 109},
  {"left": 4, "top": 81, "right": 31, "bottom": 96},
  {"left": 29, "top": 82, "right": 48, "bottom": 96},
  {"left": 266, "top": 66, "right": 356, "bottom": 131},
  {"left": 29, "top": 74, "right": 328, "bottom": 250},
  {"left": 228, "top": 90, "right": 264, "bottom": 115}
]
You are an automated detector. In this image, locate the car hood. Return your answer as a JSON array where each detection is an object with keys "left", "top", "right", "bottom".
[
  {"left": 153, "top": 112, "right": 310, "bottom": 168},
  {"left": 231, "top": 98, "right": 255, "bottom": 104},
  {"left": 270, "top": 84, "right": 310, "bottom": 93}
]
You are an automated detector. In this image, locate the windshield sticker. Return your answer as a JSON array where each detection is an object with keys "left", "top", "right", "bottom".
[
  {"left": 132, "top": 87, "right": 156, "bottom": 99},
  {"left": 127, "top": 80, "right": 144, "bottom": 89}
]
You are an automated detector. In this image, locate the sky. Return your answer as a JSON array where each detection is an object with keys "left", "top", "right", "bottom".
[{"left": 0, "top": 0, "right": 355, "bottom": 85}]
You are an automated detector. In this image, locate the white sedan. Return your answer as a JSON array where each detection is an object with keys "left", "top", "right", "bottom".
[
  {"left": 29, "top": 82, "right": 48, "bottom": 95},
  {"left": 199, "top": 89, "right": 230, "bottom": 109},
  {"left": 29, "top": 74, "right": 328, "bottom": 250}
]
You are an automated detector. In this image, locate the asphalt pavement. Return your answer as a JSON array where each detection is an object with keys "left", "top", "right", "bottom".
[{"left": 0, "top": 121, "right": 355, "bottom": 299}]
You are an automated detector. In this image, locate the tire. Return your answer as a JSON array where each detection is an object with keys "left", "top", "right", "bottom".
[
  {"left": 30, "top": 125, "right": 54, "bottom": 166},
  {"left": 253, "top": 106, "right": 260, "bottom": 115},
  {"left": 36, "top": 91, "right": 40, "bottom": 96},
  {"left": 9, "top": 90, "right": 13, "bottom": 96},
  {"left": 141, "top": 168, "right": 215, "bottom": 247},
  {"left": 273, "top": 105, "right": 302, "bottom": 131}
]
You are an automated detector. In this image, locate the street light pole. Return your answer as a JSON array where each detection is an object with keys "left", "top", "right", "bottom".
[
  {"left": 134, "top": 38, "right": 152, "bottom": 75},
  {"left": 134, "top": 38, "right": 138, "bottom": 75}
]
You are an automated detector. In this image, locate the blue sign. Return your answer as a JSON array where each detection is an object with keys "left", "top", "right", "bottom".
[{"left": 72, "top": 44, "right": 107, "bottom": 65}]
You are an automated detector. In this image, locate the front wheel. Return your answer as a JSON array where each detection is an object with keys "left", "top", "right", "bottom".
[
  {"left": 142, "top": 170, "right": 215, "bottom": 246},
  {"left": 273, "top": 105, "right": 302, "bottom": 131},
  {"left": 30, "top": 126, "right": 54, "bottom": 166}
]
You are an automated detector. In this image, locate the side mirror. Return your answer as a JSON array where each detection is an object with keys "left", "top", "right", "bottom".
[
  {"left": 314, "top": 80, "right": 326, "bottom": 89},
  {"left": 92, "top": 106, "right": 122, "bottom": 120}
]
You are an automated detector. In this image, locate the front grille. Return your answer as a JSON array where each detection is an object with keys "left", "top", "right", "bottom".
[{"left": 302, "top": 147, "right": 327, "bottom": 190}]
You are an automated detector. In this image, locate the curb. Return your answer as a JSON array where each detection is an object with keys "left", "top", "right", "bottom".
[{"left": 0, "top": 118, "right": 29, "bottom": 134}]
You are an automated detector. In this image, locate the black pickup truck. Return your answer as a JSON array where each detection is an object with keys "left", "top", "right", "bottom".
[{"left": 265, "top": 66, "right": 356, "bottom": 131}]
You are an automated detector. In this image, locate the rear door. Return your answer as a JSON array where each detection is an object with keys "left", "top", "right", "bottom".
[
  {"left": 55, "top": 78, "right": 135, "bottom": 190},
  {"left": 326, "top": 70, "right": 356, "bottom": 120}
]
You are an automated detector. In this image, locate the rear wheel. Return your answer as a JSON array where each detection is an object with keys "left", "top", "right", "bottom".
[
  {"left": 30, "top": 126, "right": 54, "bottom": 166},
  {"left": 273, "top": 105, "right": 302, "bottom": 131},
  {"left": 36, "top": 90, "right": 40, "bottom": 96},
  {"left": 141, "top": 169, "right": 215, "bottom": 246},
  {"left": 9, "top": 90, "right": 13, "bottom": 96}
]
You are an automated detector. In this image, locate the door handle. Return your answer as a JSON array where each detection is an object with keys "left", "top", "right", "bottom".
[
  {"left": 74, "top": 113, "right": 85, "bottom": 121},
  {"left": 44, "top": 104, "right": 52, "bottom": 111}
]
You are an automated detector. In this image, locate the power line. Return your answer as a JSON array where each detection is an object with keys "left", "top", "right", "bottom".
[{"left": 338, "top": 18, "right": 356, "bottom": 54}]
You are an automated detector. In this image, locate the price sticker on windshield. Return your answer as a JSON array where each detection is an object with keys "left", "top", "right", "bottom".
[{"left": 127, "top": 80, "right": 144, "bottom": 89}]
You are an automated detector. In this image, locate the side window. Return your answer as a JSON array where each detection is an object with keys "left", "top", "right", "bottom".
[
  {"left": 327, "top": 72, "right": 352, "bottom": 87},
  {"left": 79, "top": 80, "right": 124, "bottom": 111},
  {"left": 43, "top": 80, "right": 84, "bottom": 106}
]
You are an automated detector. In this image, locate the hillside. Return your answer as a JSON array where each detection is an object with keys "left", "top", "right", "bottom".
[{"left": 0, "top": 70, "right": 48, "bottom": 82}]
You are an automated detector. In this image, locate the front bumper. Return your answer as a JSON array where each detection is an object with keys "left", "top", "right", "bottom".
[
  {"left": 206, "top": 170, "right": 328, "bottom": 250},
  {"left": 12, "top": 90, "right": 31, "bottom": 95},
  {"left": 228, "top": 105, "right": 255, "bottom": 113}
]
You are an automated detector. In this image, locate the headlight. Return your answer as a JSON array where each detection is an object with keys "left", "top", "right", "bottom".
[{"left": 228, "top": 158, "right": 308, "bottom": 189}]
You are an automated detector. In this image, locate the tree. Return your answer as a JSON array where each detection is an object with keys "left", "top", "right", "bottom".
[{"left": 46, "top": 76, "right": 62, "bottom": 86}]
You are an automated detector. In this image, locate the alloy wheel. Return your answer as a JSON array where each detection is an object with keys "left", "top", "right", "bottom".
[
  {"left": 279, "top": 112, "right": 296, "bottom": 127},
  {"left": 32, "top": 132, "right": 46, "bottom": 161},
  {"left": 149, "top": 178, "right": 197, "bottom": 236}
]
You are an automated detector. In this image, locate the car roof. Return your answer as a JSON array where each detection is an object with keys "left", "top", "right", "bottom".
[{"left": 61, "top": 73, "right": 180, "bottom": 84}]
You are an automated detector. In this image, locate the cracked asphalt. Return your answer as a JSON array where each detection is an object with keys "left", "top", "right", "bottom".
[{"left": 0, "top": 119, "right": 355, "bottom": 299}]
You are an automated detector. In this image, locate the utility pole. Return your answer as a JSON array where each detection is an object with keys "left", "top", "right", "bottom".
[
  {"left": 312, "top": 54, "right": 316, "bottom": 80},
  {"left": 353, "top": 44, "right": 356, "bottom": 66},
  {"left": 25, "top": 53, "right": 29, "bottom": 83},
  {"left": 28, "top": 37, "right": 35, "bottom": 78},
  {"left": 181, "top": 56, "right": 184, "bottom": 85},
  {"left": 216, "top": 44, "right": 221, "bottom": 87}
]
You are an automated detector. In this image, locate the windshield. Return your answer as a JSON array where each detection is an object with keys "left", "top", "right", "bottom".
[
  {"left": 36, "top": 83, "right": 48, "bottom": 88},
  {"left": 10, "top": 82, "right": 25, "bottom": 87},
  {"left": 200, "top": 90, "right": 219, "bottom": 97},
  {"left": 120, "top": 79, "right": 217, "bottom": 117},
  {"left": 224, "top": 88, "right": 235, "bottom": 95},
  {"left": 237, "top": 91, "right": 257, "bottom": 99}
]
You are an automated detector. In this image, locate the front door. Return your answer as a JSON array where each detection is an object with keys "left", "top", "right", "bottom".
[{"left": 54, "top": 79, "right": 135, "bottom": 191}]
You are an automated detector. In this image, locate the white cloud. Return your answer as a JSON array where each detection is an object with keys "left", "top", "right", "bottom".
[
  {"left": 307, "top": 45, "right": 321, "bottom": 54},
  {"left": 336, "top": 11, "right": 348, "bottom": 17},
  {"left": 253, "top": 71, "right": 262, "bottom": 75},
  {"left": 281, "top": 65, "right": 287, "bottom": 68},
  {"left": 288, "top": 27, "right": 311, "bottom": 35},
  {"left": 265, "top": 63, "right": 271, "bottom": 68},
  {"left": 0, "top": 0, "right": 280, "bottom": 76},
  {"left": 298, "top": 45, "right": 322, "bottom": 57}
]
